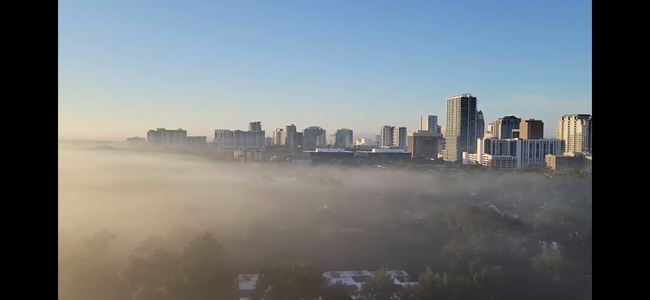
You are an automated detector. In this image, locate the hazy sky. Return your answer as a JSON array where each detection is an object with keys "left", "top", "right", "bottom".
[{"left": 58, "top": 0, "right": 591, "bottom": 141}]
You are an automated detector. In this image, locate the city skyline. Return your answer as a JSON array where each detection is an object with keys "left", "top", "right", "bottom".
[{"left": 58, "top": 0, "right": 591, "bottom": 141}]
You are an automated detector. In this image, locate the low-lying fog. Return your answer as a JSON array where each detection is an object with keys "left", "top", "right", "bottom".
[{"left": 58, "top": 141, "right": 592, "bottom": 300}]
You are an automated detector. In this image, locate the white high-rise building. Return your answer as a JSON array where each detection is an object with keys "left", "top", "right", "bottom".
[
  {"left": 465, "top": 138, "right": 563, "bottom": 168},
  {"left": 556, "top": 114, "right": 592, "bottom": 154},
  {"left": 419, "top": 115, "right": 438, "bottom": 133},
  {"left": 514, "top": 139, "right": 564, "bottom": 168}
]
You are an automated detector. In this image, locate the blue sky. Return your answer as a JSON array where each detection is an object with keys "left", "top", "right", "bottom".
[{"left": 58, "top": 0, "right": 591, "bottom": 140}]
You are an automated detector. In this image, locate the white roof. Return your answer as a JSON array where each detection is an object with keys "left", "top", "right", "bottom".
[
  {"left": 239, "top": 270, "right": 415, "bottom": 292},
  {"left": 238, "top": 274, "right": 259, "bottom": 290}
]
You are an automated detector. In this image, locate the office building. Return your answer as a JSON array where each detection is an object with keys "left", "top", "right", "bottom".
[
  {"left": 392, "top": 127, "right": 407, "bottom": 149},
  {"left": 379, "top": 126, "right": 394, "bottom": 147},
  {"left": 492, "top": 115, "right": 521, "bottom": 139},
  {"left": 477, "top": 110, "right": 485, "bottom": 139},
  {"left": 556, "top": 114, "right": 592, "bottom": 154},
  {"left": 302, "top": 126, "right": 327, "bottom": 150},
  {"left": 406, "top": 131, "right": 438, "bottom": 158},
  {"left": 419, "top": 115, "right": 438, "bottom": 133},
  {"left": 519, "top": 119, "right": 544, "bottom": 139},
  {"left": 146, "top": 128, "right": 188, "bottom": 147},
  {"left": 265, "top": 136, "right": 273, "bottom": 146},
  {"left": 334, "top": 128, "right": 354, "bottom": 149},
  {"left": 443, "top": 94, "right": 478, "bottom": 162},
  {"left": 273, "top": 128, "right": 286, "bottom": 145}
]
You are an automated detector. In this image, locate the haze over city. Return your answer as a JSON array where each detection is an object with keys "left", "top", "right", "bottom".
[
  {"left": 58, "top": 0, "right": 591, "bottom": 140},
  {"left": 58, "top": 1, "right": 592, "bottom": 300}
]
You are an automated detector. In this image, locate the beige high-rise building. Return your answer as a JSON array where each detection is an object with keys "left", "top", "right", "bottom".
[
  {"left": 556, "top": 114, "right": 592, "bottom": 154},
  {"left": 519, "top": 119, "right": 544, "bottom": 139}
]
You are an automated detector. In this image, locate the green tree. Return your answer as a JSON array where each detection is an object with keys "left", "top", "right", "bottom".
[
  {"left": 120, "top": 232, "right": 233, "bottom": 300},
  {"left": 356, "top": 267, "right": 400, "bottom": 300},
  {"left": 321, "top": 282, "right": 354, "bottom": 300},
  {"left": 58, "top": 229, "right": 132, "bottom": 300},
  {"left": 252, "top": 262, "right": 326, "bottom": 300}
]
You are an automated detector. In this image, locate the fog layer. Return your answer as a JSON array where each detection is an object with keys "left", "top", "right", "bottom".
[{"left": 58, "top": 142, "right": 592, "bottom": 300}]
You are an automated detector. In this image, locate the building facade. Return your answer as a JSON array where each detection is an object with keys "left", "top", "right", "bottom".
[
  {"left": 379, "top": 126, "right": 394, "bottom": 147},
  {"left": 392, "top": 127, "right": 407, "bottom": 149},
  {"left": 444, "top": 94, "right": 478, "bottom": 162}
]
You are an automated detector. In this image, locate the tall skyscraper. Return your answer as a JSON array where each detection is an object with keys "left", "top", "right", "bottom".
[
  {"left": 393, "top": 127, "right": 407, "bottom": 149},
  {"left": 334, "top": 128, "right": 354, "bottom": 149},
  {"left": 476, "top": 110, "right": 485, "bottom": 139},
  {"left": 302, "top": 126, "right": 327, "bottom": 150},
  {"left": 519, "top": 119, "right": 544, "bottom": 139},
  {"left": 379, "top": 126, "right": 394, "bottom": 147},
  {"left": 444, "top": 94, "right": 478, "bottom": 162},
  {"left": 419, "top": 115, "right": 438, "bottom": 133},
  {"left": 492, "top": 115, "right": 521, "bottom": 139},
  {"left": 556, "top": 114, "right": 592, "bottom": 153}
]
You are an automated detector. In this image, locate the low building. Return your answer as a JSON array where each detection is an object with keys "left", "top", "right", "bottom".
[
  {"left": 463, "top": 138, "right": 563, "bottom": 168},
  {"left": 234, "top": 149, "right": 263, "bottom": 162},
  {"left": 238, "top": 274, "right": 258, "bottom": 300},
  {"left": 304, "top": 148, "right": 355, "bottom": 163},
  {"left": 545, "top": 154, "right": 583, "bottom": 171},
  {"left": 126, "top": 137, "right": 146, "bottom": 146},
  {"left": 406, "top": 131, "right": 439, "bottom": 159},
  {"left": 463, "top": 153, "right": 517, "bottom": 169},
  {"left": 238, "top": 270, "right": 415, "bottom": 300}
]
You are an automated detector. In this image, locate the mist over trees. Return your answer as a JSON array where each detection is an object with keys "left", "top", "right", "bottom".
[{"left": 58, "top": 143, "right": 592, "bottom": 300}]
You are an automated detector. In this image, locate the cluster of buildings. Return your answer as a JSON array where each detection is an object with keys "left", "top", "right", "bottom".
[
  {"left": 462, "top": 113, "right": 592, "bottom": 170},
  {"left": 238, "top": 269, "right": 415, "bottom": 300},
  {"left": 126, "top": 93, "right": 591, "bottom": 170}
]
